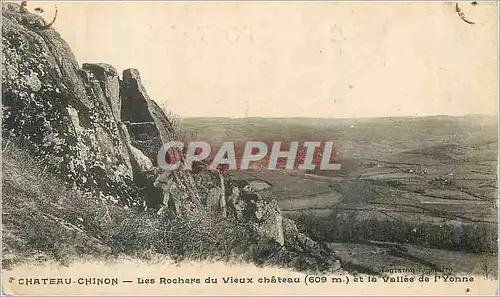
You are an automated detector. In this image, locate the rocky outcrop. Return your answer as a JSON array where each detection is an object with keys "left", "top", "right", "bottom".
[
  {"left": 82, "top": 63, "right": 121, "bottom": 120},
  {"left": 1, "top": 3, "right": 191, "bottom": 209},
  {"left": 193, "top": 169, "right": 227, "bottom": 218},
  {"left": 2, "top": 3, "right": 138, "bottom": 206},
  {"left": 121, "top": 68, "right": 178, "bottom": 166},
  {"left": 2, "top": 2, "right": 340, "bottom": 273}
]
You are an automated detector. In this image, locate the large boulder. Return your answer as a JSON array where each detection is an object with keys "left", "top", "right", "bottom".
[
  {"left": 82, "top": 63, "right": 121, "bottom": 120},
  {"left": 193, "top": 169, "right": 227, "bottom": 218},
  {"left": 152, "top": 169, "right": 201, "bottom": 216},
  {"left": 128, "top": 144, "right": 154, "bottom": 174},
  {"left": 2, "top": 3, "right": 137, "bottom": 205},
  {"left": 120, "top": 68, "right": 180, "bottom": 166},
  {"left": 224, "top": 179, "right": 285, "bottom": 245}
]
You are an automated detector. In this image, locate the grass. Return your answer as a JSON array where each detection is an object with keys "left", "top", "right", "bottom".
[{"left": 2, "top": 139, "right": 254, "bottom": 269}]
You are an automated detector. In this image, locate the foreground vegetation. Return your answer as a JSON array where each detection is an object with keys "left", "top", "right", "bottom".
[{"left": 2, "top": 140, "right": 255, "bottom": 269}]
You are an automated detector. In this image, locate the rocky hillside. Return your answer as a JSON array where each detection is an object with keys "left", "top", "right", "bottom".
[{"left": 1, "top": 3, "right": 341, "bottom": 272}]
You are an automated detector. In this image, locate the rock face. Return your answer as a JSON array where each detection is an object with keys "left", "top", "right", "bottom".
[
  {"left": 2, "top": 3, "right": 138, "bottom": 205},
  {"left": 121, "top": 68, "right": 177, "bottom": 165},
  {"left": 193, "top": 169, "right": 227, "bottom": 218},
  {"left": 2, "top": 3, "right": 339, "bottom": 272}
]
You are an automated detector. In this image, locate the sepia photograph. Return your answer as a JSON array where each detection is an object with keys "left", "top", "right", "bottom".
[{"left": 1, "top": 1, "right": 498, "bottom": 295}]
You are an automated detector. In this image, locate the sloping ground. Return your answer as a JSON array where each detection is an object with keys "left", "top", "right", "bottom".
[
  {"left": 2, "top": 141, "right": 346, "bottom": 273},
  {"left": 1, "top": 142, "right": 245, "bottom": 269},
  {"left": 2, "top": 143, "right": 116, "bottom": 268}
]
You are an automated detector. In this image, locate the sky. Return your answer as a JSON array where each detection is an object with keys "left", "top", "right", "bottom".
[{"left": 29, "top": 1, "right": 499, "bottom": 118}]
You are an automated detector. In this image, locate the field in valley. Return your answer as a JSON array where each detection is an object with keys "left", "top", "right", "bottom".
[{"left": 181, "top": 115, "right": 498, "bottom": 276}]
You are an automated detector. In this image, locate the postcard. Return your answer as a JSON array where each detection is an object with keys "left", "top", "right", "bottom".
[{"left": 1, "top": 1, "right": 498, "bottom": 295}]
